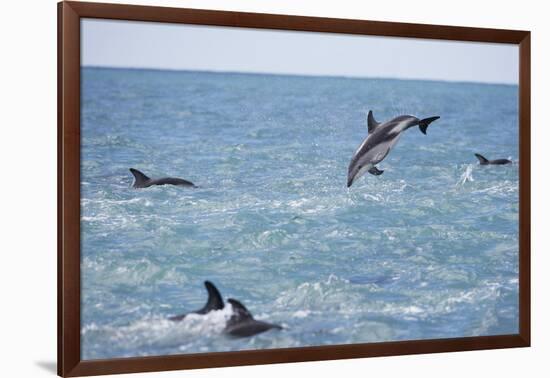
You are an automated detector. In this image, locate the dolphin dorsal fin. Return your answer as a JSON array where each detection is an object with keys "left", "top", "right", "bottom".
[
  {"left": 227, "top": 298, "right": 254, "bottom": 325},
  {"left": 129, "top": 168, "right": 151, "bottom": 187},
  {"left": 197, "top": 281, "right": 224, "bottom": 314},
  {"left": 367, "top": 110, "right": 381, "bottom": 134},
  {"left": 474, "top": 153, "right": 489, "bottom": 164}
]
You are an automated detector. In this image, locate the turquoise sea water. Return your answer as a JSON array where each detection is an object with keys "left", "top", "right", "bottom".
[{"left": 80, "top": 67, "right": 519, "bottom": 360}]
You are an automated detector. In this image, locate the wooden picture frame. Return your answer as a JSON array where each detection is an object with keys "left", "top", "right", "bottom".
[{"left": 58, "top": 1, "right": 530, "bottom": 376}]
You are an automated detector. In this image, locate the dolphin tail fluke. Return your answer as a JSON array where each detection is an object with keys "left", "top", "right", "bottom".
[
  {"left": 418, "top": 116, "right": 440, "bottom": 135},
  {"left": 474, "top": 153, "right": 489, "bottom": 164},
  {"left": 197, "top": 281, "right": 224, "bottom": 314},
  {"left": 368, "top": 166, "right": 384, "bottom": 176},
  {"left": 129, "top": 168, "right": 151, "bottom": 187}
]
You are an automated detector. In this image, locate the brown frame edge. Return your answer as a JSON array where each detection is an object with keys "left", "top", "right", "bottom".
[{"left": 58, "top": 1, "right": 531, "bottom": 376}]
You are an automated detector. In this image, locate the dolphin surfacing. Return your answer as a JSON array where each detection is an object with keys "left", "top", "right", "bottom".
[
  {"left": 347, "top": 110, "right": 440, "bottom": 187},
  {"left": 129, "top": 168, "right": 196, "bottom": 188},
  {"left": 224, "top": 299, "right": 283, "bottom": 338},
  {"left": 169, "top": 281, "right": 282, "bottom": 338},
  {"left": 474, "top": 153, "right": 512, "bottom": 165}
]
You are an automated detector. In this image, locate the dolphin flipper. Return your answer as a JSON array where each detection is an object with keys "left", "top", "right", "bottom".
[
  {"left": 367, "top": 110, "right": 381, "bottom": 134},
  {"left": 368, "top": 166, "right": 384, "bottom": 176}
]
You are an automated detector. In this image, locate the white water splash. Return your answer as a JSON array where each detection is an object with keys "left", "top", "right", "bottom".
[{"left": 457, "top": 164, "right": 475, "bottom": 186}]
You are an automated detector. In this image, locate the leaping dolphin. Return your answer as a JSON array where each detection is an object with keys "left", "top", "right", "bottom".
[
  {"left": 347, "top": 111, "right": 440, "bottom": 187},
  {"left": 474, "top": 153, "right": 512, "bottom": 165},
  {"left": 169, "top": 281, "right": 282, "bottom": 338},
  {"left": 129, "top": 168, "right": 196, "bottom": 188}
]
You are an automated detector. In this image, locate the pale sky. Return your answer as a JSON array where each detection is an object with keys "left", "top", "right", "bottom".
[{"left": 82, "top": 19, "right": 518, "bottom": 84}]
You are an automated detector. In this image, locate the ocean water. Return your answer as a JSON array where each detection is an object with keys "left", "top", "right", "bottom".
[{"left": 80, "top": 67, "right": 519, "bottom": 360}]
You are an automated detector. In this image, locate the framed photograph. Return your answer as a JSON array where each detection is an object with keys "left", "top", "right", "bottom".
[{"left": 58, "top": 1, "right": 530, "bottom": 376}]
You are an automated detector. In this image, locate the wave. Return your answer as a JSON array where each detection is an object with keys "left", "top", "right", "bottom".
[{"left": 82, "top": 307, "right": 233, "bottom": 356}]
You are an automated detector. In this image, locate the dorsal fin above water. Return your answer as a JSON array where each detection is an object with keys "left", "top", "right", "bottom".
[
  {"left": 227, "top": 298, "right": 254, "bottom": 325},
  {"left": 197, "top": 281, "right": 224, "bottom": 314},
  {"left": 474, "top": 153, "right": 490, "bottom": 164},
  {"left": 168, "top": 281, "right": 224, "bottom": 321},
  {"left": 129, "top": 168, "right": 151, "bottom": 187},
  {"left": 367, "top": 110, "right": 381, "bottom": 134}
]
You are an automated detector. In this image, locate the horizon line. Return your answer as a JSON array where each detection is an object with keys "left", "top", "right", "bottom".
[{"left": 82, "top": 65, "right": 519, "bottom": 86}]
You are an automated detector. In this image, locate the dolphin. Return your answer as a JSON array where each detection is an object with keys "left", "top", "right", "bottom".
[
  {"left": 347, "top": 110, "right": 440, "bottom": 187},
  {"left": 224, "top": 298, "right": 283, "bottom": 338},
  {"left": 129, "top": 168, "right": 196, "bottom": 188},
  {"left": 169, "top": 281, "right": 283, "bottom": 338},
  {"left": 168, "top": 281, "right": 224, "bottom": 321},
  {"left": 474, "top": 153, "right": 512, "bottom": 165}
]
